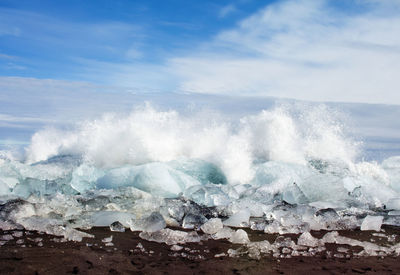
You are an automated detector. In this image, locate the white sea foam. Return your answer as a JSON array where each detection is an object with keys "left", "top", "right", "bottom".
[{"left": 24, "top": 104, "right": 359, "bottom": 185}]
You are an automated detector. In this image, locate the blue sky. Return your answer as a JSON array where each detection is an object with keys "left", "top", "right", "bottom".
[
  {"left": 0, "top": 0, "right": 268, "bottom": 81},
  {"left": 1, "top": 0, "right": 400, "bottom": 103}
]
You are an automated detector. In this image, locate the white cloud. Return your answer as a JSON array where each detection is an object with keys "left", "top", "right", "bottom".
[
  {"left": 0, "top": 7, "right": 143, "bottom": 56},
  {"left": 169, "top": 0, "right": 400, "bottom": 105},
  {"left": 125, "top": 47, "right": 144, "bottom": 60},
  {"left": 219, "top": 4, "right": 237, "bottom": 18}
]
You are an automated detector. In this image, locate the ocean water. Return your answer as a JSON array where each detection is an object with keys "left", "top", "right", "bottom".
[{"left": 1, "top": 92, "right": 400, "bottom": 244}]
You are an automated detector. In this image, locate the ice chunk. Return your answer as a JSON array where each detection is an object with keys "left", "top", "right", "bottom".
[
  {"left": 282, "top": 182, "right": 308, "bottom": 204},
  {"left": 96, "top": 163, "right": 200, "bottom": 198},
  {"left": 170, "top": 244, "right": 183, "bottom": 251},
  {"left": 314, "top": 208, "right": 341, "bottom": 230},
  {"left": 273, "top": 236, "right": 296, "bottom": 249},
  {"left": 252, "top": 161, "right": 312, "bottom": 188},
  {"left": 64, "top": 227, "right": 94, "bottom": 242},
  {"left": 91, "top": 211, "right": 135, "bottom": 228},
  {"left": 102, "top": 236, "right": 113, "bottom": 243},
  {"left": 184, "top": 185, "right": 230, "bottom": 207},
  {"left": 182, "top": 213, "right": 207, "bottom": 229},
  {"left": 212, "top": 226, "right": 235, "bottom": 240},
  {"left": 321, "top": 231, "right": 387, "bottom": 255},
  {"left": 168, "top": 159, "right": 227, "bottom": 185},
  {"left": 0, "top": 220, "right": 22, "bottom": 231},
  {"left": 361, "top": 215, "right": 383, "bottom": 231},
  {"left": 201, "top": 218, "right": 223, "bottom": 235},
  {"left": 164, "top": 199, "right": 185, "bottom": 221},
  {"left": 130, "top": 212, "right": 166, "bottom": 232},
  {"left": 386, "top": 198, "right": 400, "bottom": 210},
  {"left": 15, "top": 216, "right": 93, "bottom": 241},
  {"left": 247, "top": 240, "right": 273, "bottom": 259},
  {"left": 70, "top": 164, "right": 104, "bottom": 193},
  {"left": 229, "top": 229, "right": 250, "bottom": 244},
  {"left": 12, "top": 231, "right": 23, "bottom": 238},
  {"left": 110, "top": 221, "right": 125, "bottom": 232},
  {"left": 297, "top": 232, "right": 320, "bottom": 247},
  {"left": 139, "top": 228, "right": 201, "bottom": 245},
  {"left": 225, "top": 199, "right": 268, "bottom": 218},
  {"left": 141, "top": 212, "right": 166, "bottom": 232},
  {"left": 223, "top": 209, "right": 251, "bottom": 227},
  {"left": 0, "top": 179, "right": 10, "bottom": 195},
  {"left": 298, "top": 174, "right": 349, "bottom": 202},
  {"left": 12, "top": 176, "right": 77, "bottom": 198},
  {"left": 388, "top": 210, "right": 400, "bottom": 216},
  {"left": 264, "top": 220, "right": 282, "bottom": 234},
  {"left": 0, "top": 234, "right": 14, "bottom": 241},
  {"left": 322, "top": 231, "right": 339, "bottom": 243}
]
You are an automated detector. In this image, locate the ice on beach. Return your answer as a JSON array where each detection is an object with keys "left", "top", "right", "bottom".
[
  {"left": 139, "top": 228, "right": 201, "bottom": 245},
  {"left": 182, "top": 213, "right": 207, "bottom": 229},
  {"left": 70, "top": 164, "right": 104, "bottom": 193},
  {"left": 102, "top": 235, "right": 113, "bottom": 243},
  {"left": 229, "top": 229, "right": 250, "bottom": 244},
  {"left": 163, "top": 199, "right": 185, "bottom": 222},
  {"left": 170, "top": 244, "right": 183, "bottom": 251},
  {"left": 130, "top": 212, "right": 166, "bottom": 232},
  {"left": 386, "top": 198, "right": 400, "bottom": 210},
  {"left": 13, "top": 215, "right": 94, "bottom": 241},
  {"left": 96, "top": 163, "right": 200, "bottom": 198},
  {"left": 110, "top": 221, "right": 125, "bottom": 232},
  {"left": 246, "top": 240, "right": 273, "bottom": 259},
  {"left": 223, "top": 210, "right": 251, "bottom": 228},
  {"left": 273, "top": 236, "right": 296, "bottom": 249},
  {"left": 12, "top": 231, "right": 23, "bottom": 238},
  {"left": 200, "top": 218, "right": 223, "bottom": 234},
  {"left": 184, "top": 185, "right": 231, "bottom": 206},
  {"left": 320, "top": 231, "right": 390, "bottom": 255},
  {"left": 91, "top": 211, "right": 135, "bottom": 228},
  {"left": 297, "top": 232, "right": 320, "bottom": 247},
  {"left": 0, "top": 234, "right": 14, "bottom": 241},
  {"left": 361, "top": 215, "right": 384, "bottom": 231},
  {"left": 212, "top": 226, "right": 235, "bottom": 240}
]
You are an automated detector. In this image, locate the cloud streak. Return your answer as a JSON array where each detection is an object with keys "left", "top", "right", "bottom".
[{"left": 169, "top": 0, "right": 400, "bottom": 104}]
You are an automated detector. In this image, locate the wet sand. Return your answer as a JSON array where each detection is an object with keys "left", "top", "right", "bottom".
[{"left": 1, "top": 226, "right": 400, "bottom": 274}]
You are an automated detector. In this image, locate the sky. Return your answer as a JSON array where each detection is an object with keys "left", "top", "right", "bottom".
[{"left": 1, "top": 0, "right": 400, "bottom": 104}]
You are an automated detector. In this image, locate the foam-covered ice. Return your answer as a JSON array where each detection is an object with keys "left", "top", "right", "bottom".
[{"left": 1, "top": 104, "right": 400, "bottom": 247}]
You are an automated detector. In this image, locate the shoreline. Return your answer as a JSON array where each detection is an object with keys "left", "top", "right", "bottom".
[{"left": 1, "top": 226, "right": 400, "bottom": 274}]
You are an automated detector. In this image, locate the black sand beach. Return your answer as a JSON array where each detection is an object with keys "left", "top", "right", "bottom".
[{"left": 1, "top": 226, "right": 400, "bottom": 274}]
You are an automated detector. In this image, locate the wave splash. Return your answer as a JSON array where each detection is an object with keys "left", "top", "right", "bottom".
[
  {"left": 1, "top": 104, "right": 400, "bottom": 242},
  {"left": 25, "top": 104, "right": 358, "bottom": 183}
]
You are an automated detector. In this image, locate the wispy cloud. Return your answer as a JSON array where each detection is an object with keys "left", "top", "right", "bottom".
[
  {"left": 0, "top": 53, "right": 17, "bottom": 60},
  {"left": 0, "top": 7, "right": 144, "bottom": 74},
  {"left": 168, "top": 0, "right": 400, "bottom": 105},
  {"left": 219, "top": 4, "right": 237, "bottom": 18}
]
